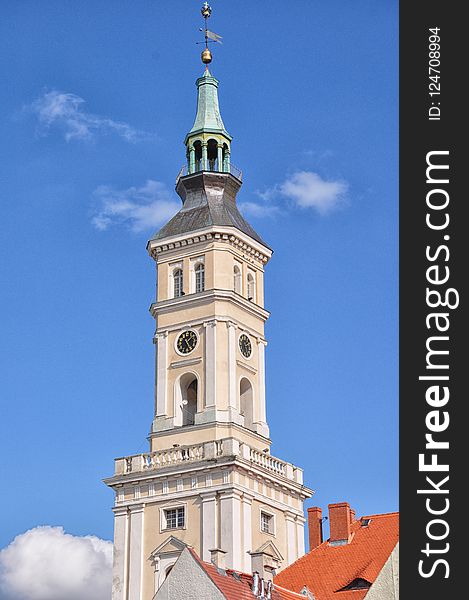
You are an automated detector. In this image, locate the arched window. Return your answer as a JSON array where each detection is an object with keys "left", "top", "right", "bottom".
[
  {"left": 247, "top": 273, "right": 255, "bottom": 302},
  {"left": 175, "top": 373, "right": 198, "bottom": 426},
  {"left": 233, "top": 265, "right": 241, "bottom": 294},
  {"left": 174, "top": 372, "right": 198, "bottom": 427},
  {"left": 195, "top": 263, "right": 205, "bottom": 293},
  {"left": 240, "top": 377, "right": 254, "bottom": 429},
  {"left": 183, "top": 379, "right": 197, "bottom": 426},
  {"left": 173, "top": 269, "right": 183, "bottom": 298}
]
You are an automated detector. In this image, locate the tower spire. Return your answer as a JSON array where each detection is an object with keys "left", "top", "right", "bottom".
[{"left": 183, "top": 2, "right": 231, "bottom": 176}]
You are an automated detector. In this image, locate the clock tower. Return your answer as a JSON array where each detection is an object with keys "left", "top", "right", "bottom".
[{"left": 105, "top": 5, "right": 313, "bottom": 600}]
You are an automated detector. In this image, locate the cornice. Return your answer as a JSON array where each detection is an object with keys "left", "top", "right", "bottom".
[
  {"left": 105, "top": 460, "right": 313, "bottom": 504},
  {"left": 147, "top": 226, "right": 272, "bottom": 265},
  {"left": 147, "top": 418, "right": 270, "bottom": 446},
  {"left": 149, "top": 289, "right": 270, "bottom": 322}
]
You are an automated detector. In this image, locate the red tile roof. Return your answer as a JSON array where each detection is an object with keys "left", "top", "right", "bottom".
[
  {"left": 189, "top": 548, "right": 306, "bottom": 600},
  {"left": 274, "top": 512, "right": 399, "bottom": 600}
]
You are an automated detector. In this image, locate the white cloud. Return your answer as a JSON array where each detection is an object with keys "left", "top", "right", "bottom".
[
  {"left": 250, "top": 171, "right": 348, "bottom": 218},
  {"left": 0, "top": 526, "right": 112, "bottom": 600},
  {"left": 238, "top": 201, "right": 280, "bottom": 218},
  {"left": 92, "top": 179, "right": 179, "bottom": 232},
  {"left": 30, "top": 90, "right": 154, "bottom": 142},
  {"left": 279, "top": 171, "right": 348, "bottom": 214}
]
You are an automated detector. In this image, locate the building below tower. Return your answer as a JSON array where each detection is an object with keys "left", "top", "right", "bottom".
[{"left": 153, "top": 502, "right": 399, "bottom": 600}]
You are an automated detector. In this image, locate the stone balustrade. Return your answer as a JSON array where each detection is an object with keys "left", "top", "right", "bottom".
[
  {"left": 115, "top": 443, "right": 205, "bottom": 475},
  {"left": 249, "top": 448, "right": 287, "bottom": 477},
  {"left": 114, "top": 438, "right": 304, "bottom": 484}
]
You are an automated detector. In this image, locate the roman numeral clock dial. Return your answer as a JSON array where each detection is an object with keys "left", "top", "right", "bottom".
[
  {"left": 176, "top": 330, "right": 198, "bottom": 354},
  {"left": 239, "top": 333, "right": 252, "bottom": 358}
]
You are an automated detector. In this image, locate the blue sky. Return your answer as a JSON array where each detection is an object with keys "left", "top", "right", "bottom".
[{"left": 0, "top": 0, "right": 397, "bottom": 581}]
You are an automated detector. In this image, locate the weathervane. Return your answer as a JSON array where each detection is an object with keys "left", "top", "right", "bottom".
[{"left": 197, "top": 2, "right": 223, "bottom": 66}]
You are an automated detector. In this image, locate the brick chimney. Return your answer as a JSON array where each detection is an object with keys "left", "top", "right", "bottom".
[
  {"left": 307, "top": 507, "right": 323, "bottom": 550},
  {"left": 328, "top": 502, "right": 355, "bottom": 545}
]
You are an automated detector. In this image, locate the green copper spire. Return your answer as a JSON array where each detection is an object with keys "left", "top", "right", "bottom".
[
  {"left": 184, "top": 68, "right": 233, "bottom": 175},
  {"left": 187, "top": 69, "right": 230, "bottom": 138}
]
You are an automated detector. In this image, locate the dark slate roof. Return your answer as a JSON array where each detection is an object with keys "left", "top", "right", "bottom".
[{"left": 150, "top": 172, "right": 269, "bottom": 249}]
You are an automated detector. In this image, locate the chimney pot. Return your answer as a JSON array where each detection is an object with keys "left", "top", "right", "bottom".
[
  {"left": 328, "top": 502, "right": 353, "bottom": 545},
  {"left": 307, "top": 507, "right": 323, "bottom": 550},
  {"left": 252, "top": 572, "right": 260, "bottom": 595}
]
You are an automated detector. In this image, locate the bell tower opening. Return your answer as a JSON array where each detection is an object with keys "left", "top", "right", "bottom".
[
  {"left": 193, "top": 140, "right": 202, "bottom": 172},
  {"left": 175, "top": 373, "right": 198, "bottom": 426},
  {"left": 207, "top": 138, "right": 218, "bottom": 170},
  {"left": 240, "top": 377, "right": 254, "bottom": 430},
  {"left": 182, "top": 377, "right": 197, "bottom": 426}
]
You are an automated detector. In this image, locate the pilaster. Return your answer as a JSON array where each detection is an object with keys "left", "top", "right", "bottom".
[
  {"left": 220, "top": 489, "right": 243, "bottom": 571},
  {"left": 112, "top": 507, "right": 129, "bottom": 600},
  {"left": 155, "top": 331, "right": 168, "bottom": 417},
  {"left": 285, "top": 511, "right": 297, "bottom": 565},
  {"left": 201, "top": 491, "right": 218, "bottom": 561},
  {"left": 227, "top": 321, "right": 237, "bottom": 410},
  {"left": 296, "top": 515, "right": 306, "bottom": 559},
  {"left": 257, "top": 339, "right": 267, "bottom": 424},
  {"left": 203, "top": 320, "right": 217, "bottom": 407},
  {"left": 242, "top": 493, "right": 254, "bottom": 572},
  {"left": 128, "top": 504, "right": 145, "bottom": 600}
]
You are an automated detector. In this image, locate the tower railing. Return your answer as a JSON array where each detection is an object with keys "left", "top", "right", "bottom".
[
  {"left": 113, "top": 439, "right": 304, "bottom": 485},
  {"left": 248, "top": 448, "right": 287, "bottom": 478},
  {"left": 176, "top": 162, "right": 243, "bottom": 185}
]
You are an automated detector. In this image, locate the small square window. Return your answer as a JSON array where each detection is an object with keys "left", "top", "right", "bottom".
[
  {"left": 164, "top": 507, "right": 185, "bottom": 530},
  {"left": 261, "top": 511, "right": 274, "bottom": 534}
]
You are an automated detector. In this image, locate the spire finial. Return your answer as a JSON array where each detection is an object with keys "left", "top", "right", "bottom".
[{"left": 198, "top": 2, "right": 223, "bottom": 66}]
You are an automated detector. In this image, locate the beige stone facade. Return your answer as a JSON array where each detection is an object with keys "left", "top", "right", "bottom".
[{"left": 104, "top": 219, "right": 312, "bottom": 600}]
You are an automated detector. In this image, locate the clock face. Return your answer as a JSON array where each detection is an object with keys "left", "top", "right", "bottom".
[
  {"left": 239, "top": 334, "right": 252, "bottom": 358},
  {"left": 176, "top": 330, "right": 198, "bottom": 355}
]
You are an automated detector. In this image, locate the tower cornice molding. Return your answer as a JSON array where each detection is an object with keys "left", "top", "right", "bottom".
[
  {"left": 105, "top": 452, "right": 313, "bottom": 501},
  {"left": 106, "top": 475, "right": 311, "bottom": 516},
  {"left": 150, "top": 289, "right": 270, "bottom": 323},
  {"left": 147, "top": 226, "right": 272, "bottom": 265},
  {"left": 112, "top": 506, "right": 129, "bottom": 516}
]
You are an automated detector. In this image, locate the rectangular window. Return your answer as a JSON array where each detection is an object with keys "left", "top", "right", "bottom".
[
  {"left": 261, "top": 511, "right": 274, "bottom": 534},
  {"left": 164, "top": 507, "right": 185, "bottom": 530}
]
